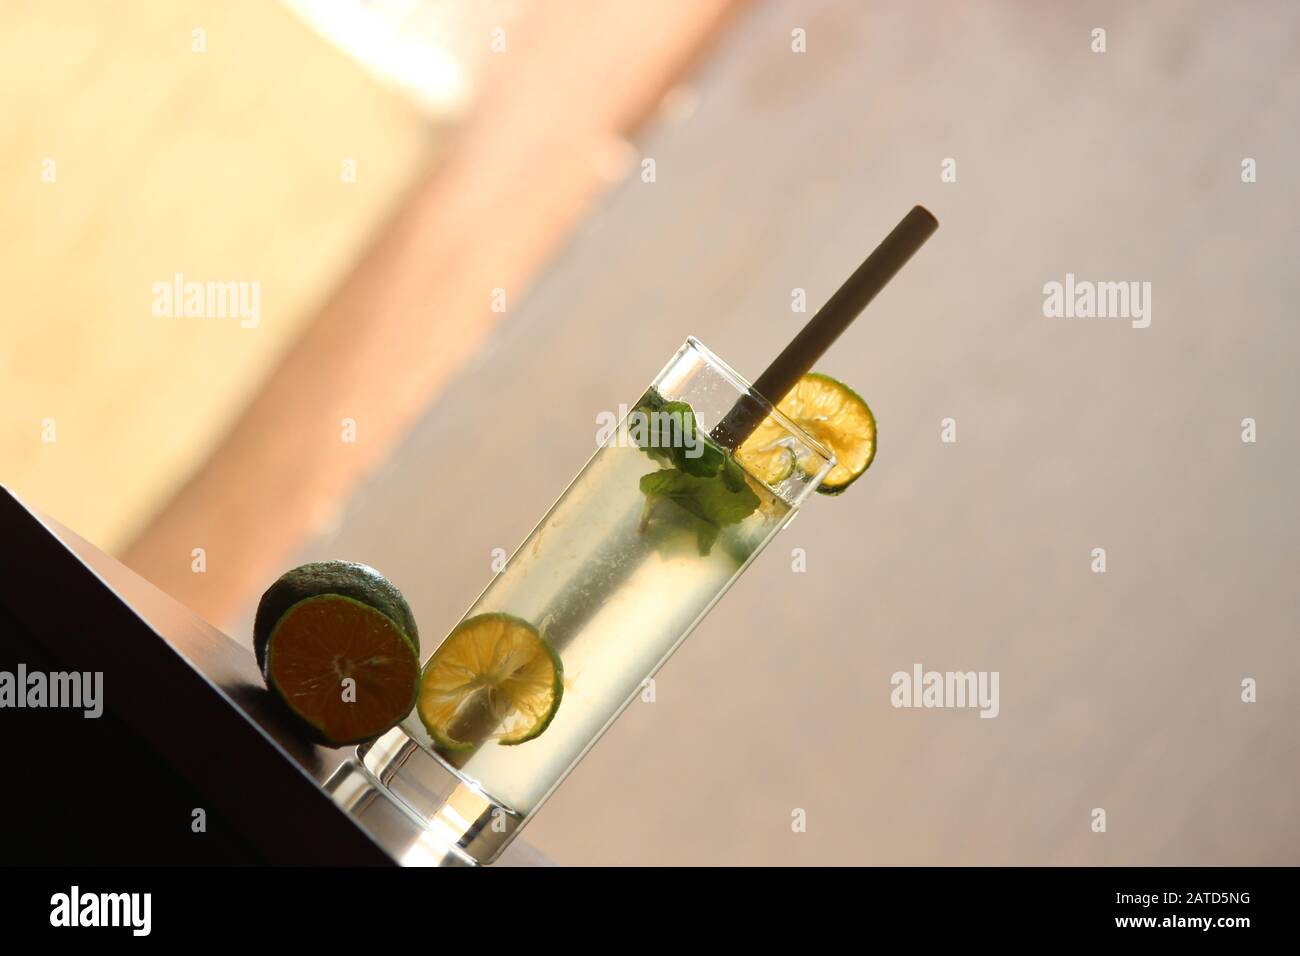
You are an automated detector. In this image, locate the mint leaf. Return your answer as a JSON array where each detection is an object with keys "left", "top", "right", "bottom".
[
  {"left": 638, "top": 469, "right": 760, "bottom": 526},
  {"left": 720, "top": 452, "right": 747, "bottom": 492},
  {"left": 638, "top": 467, "right": 760, "bottom": 555},
  {"left": 631, "top": 395, "right": 723, "bottom": 477},
  {"left": 694, "top": 521, "right": 720, "bottom": 557},
  {"left": 630, "top": 395, "right": 759, "bottom": 554},
  {"left": 661, "top": 402, "right": 723, "bottom": 477},
  {"left": 630, "top": 400, "right": 673, "bottom": 467}
]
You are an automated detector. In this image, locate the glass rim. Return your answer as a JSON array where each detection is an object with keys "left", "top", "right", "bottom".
[{"left": 680, "top": 336, "right": 836, "bottom": 471}]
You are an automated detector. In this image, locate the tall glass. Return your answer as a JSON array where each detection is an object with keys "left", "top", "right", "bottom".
[{"left": 350, "top": 338, "right": 833, "bottom": 864}]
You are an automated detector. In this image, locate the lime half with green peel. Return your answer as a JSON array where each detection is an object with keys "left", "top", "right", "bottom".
[
  {"left": 255, "top": 561, "right": 421, "bottom": 745},
  {"left": 418, "top": 613, "right": 563, "bottom": 751},
  {"left": 263, "top": 593, "right": 420, "bottom": 745},
  {"left": 737, "top": 372, "right": 877, "bottom": 495},
  {"left": 254, "top": 560, "right": 419, "bottom": 674}
]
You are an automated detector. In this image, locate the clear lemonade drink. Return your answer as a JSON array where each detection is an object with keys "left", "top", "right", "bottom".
[{"left": 382, "top": 339, "right": 833, "bottom": 856}]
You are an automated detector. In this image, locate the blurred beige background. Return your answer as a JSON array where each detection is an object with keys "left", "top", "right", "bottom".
[{"left": 243, "top": 0, "right": 1300, "bottom": 864}]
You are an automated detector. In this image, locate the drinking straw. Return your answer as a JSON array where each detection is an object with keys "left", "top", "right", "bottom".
[
  {"left": 710, "top": 205, "right": 938, "bottom": 449},
  {"left": 439, "top": 207, "right": 938, "bottom": 757}
]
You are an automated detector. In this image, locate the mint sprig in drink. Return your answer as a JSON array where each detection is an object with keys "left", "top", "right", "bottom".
[{"left": 352, "top": 207, "right": 937, "bottom": 865}]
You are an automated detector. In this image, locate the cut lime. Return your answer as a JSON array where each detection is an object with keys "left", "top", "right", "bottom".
[
  {"left": 264, "top": 593, "right": 420, "bottom": 745},
  {"left": 731, "top": 430, "right": 798, "bottom": 486},
  {"left": 737, "top": 372, "right": 876, "bottom": 494},
  {"left": 254, "top": 560, "right": 419, "bottom": 674},
  {"left": 418, "top": 613, "right": 563, "bottom": 751}
]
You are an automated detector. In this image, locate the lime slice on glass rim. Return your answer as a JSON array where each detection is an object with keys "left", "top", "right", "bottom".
[
  {"left": 417, "top": 613, "right": 563, "bottom": 751},
  {"left": 737, "top": 372, "right": 877, "bottom": 495}
]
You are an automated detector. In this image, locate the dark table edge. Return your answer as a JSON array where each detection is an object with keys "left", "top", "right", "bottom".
[{"left": 0, "top": 486, "right": 394, "bottom": 866}]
